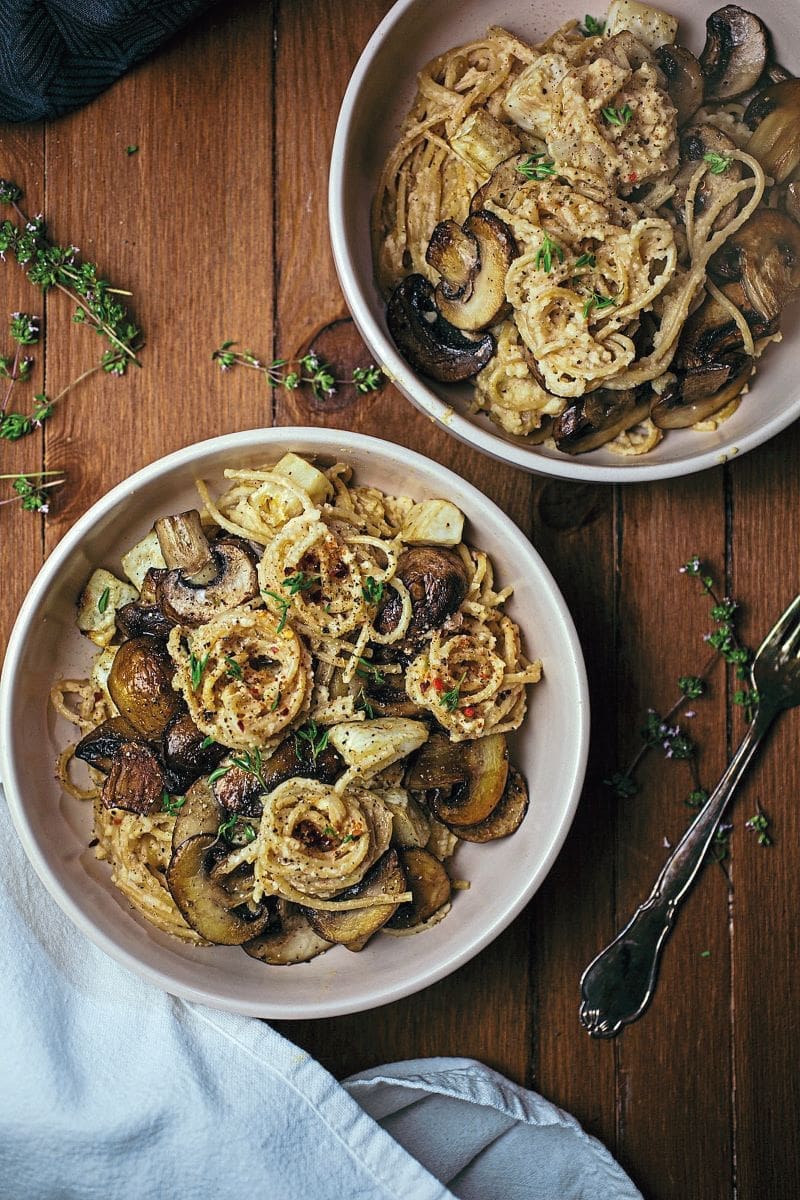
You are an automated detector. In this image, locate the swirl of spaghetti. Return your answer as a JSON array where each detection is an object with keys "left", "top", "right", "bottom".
[
  {"left": 258, "top": 513, "right": 368, "bottom": 638},
  {"left": 197, "top": 470, "right": 320, "bottom": 547},
  {"left": 94, "top": 803, "right": 206, "bottom": 944},
  {"left": 252, "top": 778, "right": 393, "bottom": 902},
  {"left": 168, "top": 605, "right": 312, "bottom": 749}
]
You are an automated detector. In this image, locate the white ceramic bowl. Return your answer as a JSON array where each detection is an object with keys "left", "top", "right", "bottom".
[
  {"left": 330, "top": 0, "right": 799, "bottom": 482},
  {"left": 0, "top": 429, "right": 588, "bottom": 1018}
]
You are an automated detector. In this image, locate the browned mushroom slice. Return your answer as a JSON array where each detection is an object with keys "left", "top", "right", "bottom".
[
  {"left": 425, "top": 219, "right": 480, "bottom": 303},
  {"left": 107, "top": 636, "right": 182, "bottom": 738},
  {"left": 709, "top": 209, "right": 800, "bottom": 335},
  {"left": 162, "top": 710, "right": 227, "bottom": 788},
  {"left": 102, "top": 742, "right": 166, "bottom": 814},
  {"left": 650, "top": 357, "right": 752, "bottom": 429},
  {"left": 172, "top": 778, "right": 224, "bottom": 850},
  {"left": 386, "top": 274, "right": 495, "bottom": 383},
  {"left": 786, "top": 183, "right": 800, "bottom": 225},
  {"left": 427, "top": 211, "right": 517, "bottom": 332},
  {"left": 157, "top": 539, "right": 259, "bottom": 626},
  {"left": 385, "top": 848, "right": 451, "bottom": 930},
  {"left": 75, "top": 716, "right": 142, "bottom": 773},
  {"left": 116, "top": 600, "right": 176, "bottom": 640},
  {"left": 243, "top": 902, "right": 332, "bottom": 965},
  {"left": 166, "top": 833, "right": 271, "bottom": 944},
  {"left": 470, "top": 153, "right": 536, "bottom": 213},
  {"left": 213, "top": 735, "right": 343, "bottom": 817},
  {"left": 361, "top": 677, "right": 425, "bottom": 718},
  {"left": 744, "top": 80, "right": 800, "bottom": 184},
  {"left": 407, "top": 731, "right": 508, "bottom": 827},
  {"left": 699, "top": 6, "right": 767, "bottom": 100},
  {"left": 553, "top": 388, "right": 651, "bottom": 455},
  {"left": 303, "top": 849, "right": 407, "bottom": 949},
  {"left": 455, "top": 768, "right": 530, "bottom": 843},
  {"left": 655, "top": 44, "right": 704, "bottom": 126},
  {"left": 155, "top": 510, "right": 214, "bottom": 575},
  {"left": 671, "top": 125, "right": 742, "bottom": 230},
  {"left": 374, "top": 546, "right": 469, "bottom": 643}
]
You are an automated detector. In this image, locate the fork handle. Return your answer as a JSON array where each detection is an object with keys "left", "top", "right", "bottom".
[{"left": 579, "top": 704, "right": 777, "bottom": 1038}]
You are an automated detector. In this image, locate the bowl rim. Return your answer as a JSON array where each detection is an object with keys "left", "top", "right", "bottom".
[
  {"left": 328, "top": 0, "right": 800, "bottom": 483},
  {"left": 0, "top": 426, "right": 590, "bottom": 1018}
]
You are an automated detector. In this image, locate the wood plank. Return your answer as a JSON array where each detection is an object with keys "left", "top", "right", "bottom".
[
  {"left": 528, "top": 480, "right": 618, "bottom": 1143},
  {"left": 613, "top": 472, "right": 733, "bottom": 1200},
  {"left": 270, "top": 0, "right": 535, "bottom": 1084},
  {"left": 728, "top": 425, "right": 800, "bottom": 1200},
  {"left": 41, "top": 0, "right": 275, "bottom": 558},
  {"left": 0, "top": 125, "right": 46, "bottom": 663}
]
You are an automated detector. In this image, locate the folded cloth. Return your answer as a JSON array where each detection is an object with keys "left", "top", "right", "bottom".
[
  {"left": 0, "top": 0, "right": 212, "bottom": 122},
  {"left": 0, "top": 791, "right": 641, "bottom": 1199}
]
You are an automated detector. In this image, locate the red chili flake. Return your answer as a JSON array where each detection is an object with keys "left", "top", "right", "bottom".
[
  {"left": 628, "top": 172, "right": 638, "bottom": 182},
  {"left": 463, "top": 705, "right": 477, "bottom": 718},
  {"left": 432, "top": 677, "right": 444, "bottom": 693}
]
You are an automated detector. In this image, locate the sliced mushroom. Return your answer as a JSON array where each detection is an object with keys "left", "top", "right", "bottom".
[
  {"left": 116, "top": 599, "right": 176, "bottom": 640},
  {"left": 172, "top": 778, "right": 223, "bottom": 850},
  {"left": 470, "top": 153, "right": 536, "bottom": 213},
  {"left": 786, "top": 182, "right": 800, "bottom": 225},
  {"left": 102, "top": 742, "right": 166, "bottom": 815},
  {"left": 671, "top": 124, "right": 742, "bottom": 230},
  {"left": 166, "top": 833, "right": 272, "bottom": 944},
  {"left": 157, "top": 538, "right": 259, "bottom": 626},
  {"left": 709, "top": 209, "right": 800, "bottom": 334},
  {"left": 75, "top": 716, "right": 142, "bottom": 773},
  {"left": 406, "top": 731, "right": 508, "bottom": 827},
  {"left": 162, "top": 710, "right": 227, "bottom": 789},
  {"left": 386, "top": 274, "right": 495, "bottom": 383},
  {"left": 361, "top": 677, "right": 424, "bottom": 718},
  {"left": 553, "top": 388, "right": 651, "bottom": 455},
  {"left": 426, "top": 211, "right": 517, "bottom": 332},
  {"left": 455, "top": 767, "right": 530, "bottom": 843},
  {"left": 304, "top": 849, "right": 407, "bottom": 948},
  {"left": 744, "top": 80, "right": 800, "bottom": 184},
  {"left": 213, "top": 735, "right": 342, "bottom": 817},
  {"left": 107, "top": 636, "right": 182, "bottom": 738},
  {"left": 650, "top": 356, "right": 752, "bottom": 428},
  {"left": 654, "top": 44, "right": 704, "bottom": 126},
  {"left": 385, "top": 848, "right": 451, "bottom": 930},
  {"left": 155, "top": 510, "right": 214, "bottom": 575},
  {"left": 374, "top": 547, "right": 469, "bottom": 645},
  {"left": 699, "top": 6, "right": 767, "bottom": 100},
  {"left": 243, "top": 902, "right": 332, "bottom": 965}
]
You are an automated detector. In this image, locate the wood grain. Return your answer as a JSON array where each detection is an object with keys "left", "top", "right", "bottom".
[{"left": 1, "top": 1, "right": 799, "bottom": 1194}]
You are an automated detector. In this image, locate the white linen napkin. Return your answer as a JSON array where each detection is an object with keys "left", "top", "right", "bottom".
[{"left": 0, "top": 791, "right": 641, "bottom": 1199}]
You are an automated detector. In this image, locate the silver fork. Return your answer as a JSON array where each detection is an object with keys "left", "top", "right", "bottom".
[{"left": 579, "top": 592, "right": 800, "bottom": 1039}]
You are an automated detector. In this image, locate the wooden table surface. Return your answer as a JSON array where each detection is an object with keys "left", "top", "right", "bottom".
[{"left": 1, "top": 3, "right": 798, "bottom": 1197}]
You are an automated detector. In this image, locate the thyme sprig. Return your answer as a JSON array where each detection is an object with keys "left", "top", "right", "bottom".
[
  {"left": 704, "top": 151, "right": 732, "bottom": 175},
  {"left": 535, "top": 232, "right": 565, "bottom": 274},
  {"left": 581, "top": 14, "right": 605, "bottom": 36},
  {"left": 295, "top": 720, "right": 330, "bottom": 764},
  {"left": 212, "top": 343, "right": 384, "bottom": 403},
  {"left": 602, "top": 104, "right": 633, "bottom": 127},
  {"left": 515, "top": 153, "right": 557, "bottom": 182},
  {"left": 582, "top": 290, "right": 617, "bottom": 319},
  {"left": 0, "top": 179, "right": 142, "bottom": 370},
  {"left": 605, "top": 556, "right": 769, "bottom": 858},
  {"left": 0, "top": 471, "right": 64, "bottom": 512}
]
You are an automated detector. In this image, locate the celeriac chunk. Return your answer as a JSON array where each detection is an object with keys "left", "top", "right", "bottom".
[
  {"left": 272, "top": 452, "right": 333, "bottom": 505},
  {"left": 329, "top": 718, "right": 429, "bottom": 777},
  {"left": 450, "top": 109, "right": 523, "bottom": 176},
  {"left": 605, "top": 1, "right": 678, "bottom": 50},
  {"left": 400, "top": 499, "right": 464, "bottom": 546},
  {"left": 77, "top": 569, "right": 137, "bottom": 647},
  {"left": 120, "top": 530, "right": 166, "bottom": 591}
]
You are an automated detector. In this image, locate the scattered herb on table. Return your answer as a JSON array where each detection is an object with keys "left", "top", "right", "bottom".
[
  {"left": 0, "top": 178, "right": 143, "bottom": 514},
  {"left": 0, "top": 471, "right": 64, "bottom": 512},
  {"left": 212, "top": 343, "right": 384, "bottom": 403},
  {"left": 745, "top": 799, "right": 772, "bottom": 846},
  {"left": 126, "top": 145, "right": 139, "bottom": 156},
  {"left": 604, "top": 555, "right": 770, "bottom": 861}
]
